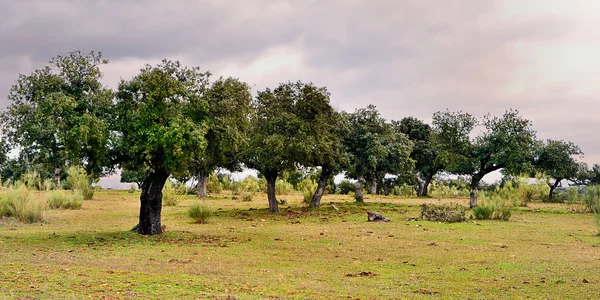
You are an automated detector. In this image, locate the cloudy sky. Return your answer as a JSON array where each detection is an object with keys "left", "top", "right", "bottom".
[{"left": 1, "top": 0, "right": 599, "bottom": 186}]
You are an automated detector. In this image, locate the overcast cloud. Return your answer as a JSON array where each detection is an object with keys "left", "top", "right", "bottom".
[{"left": 1, "top": 0, "right": 599, "bottom": 187}]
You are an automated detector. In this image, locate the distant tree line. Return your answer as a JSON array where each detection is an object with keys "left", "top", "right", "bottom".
[{"left": 0, "top": 51, "right": 597, "bottom": 234}]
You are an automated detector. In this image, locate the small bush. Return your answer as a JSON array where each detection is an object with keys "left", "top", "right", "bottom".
[
  {"left": 22, "top": 171, "right": 42, "bottom": 190},
  {"left": 298, "top": 177, "right": 317, "bottom": 204},
  {"left": 128, "top": 184, "right": 136, "bottom": 193},
  {"left": 188, "top": 204, "right": 212, "bottom": 224},
  {"left": 65, "top": 166, "right": 95, "bottom": 200},
  {"left": 207, "top": 172, "right": 222, "bottom": 194},
  {"left": 0, "top": 184, "right": 45, "bottom": 223},
  {"left": 338, "top": 180, "right": 356, "bottom": 195},
  {"left": 241, "top": 192, "right": 254, "bottom": 202},
  {"left": 391, "top": 183, "right": 416, "bottom": 197},
  {"left": 242, "top": 176, "right": 262, "bottom": 193},
  {"left": 275, "top": 180, "right": 293, "bottom": 195},
  {"left": 46, "top": 190, "right": 83, "bottom": 209},
  {"left": 43, "top": 178, "right": 56, "bottom": 191},
  {"left": 162, "top": 182, "right": 180, "bottom": 206},
  {"left": 420, "top": 203, "right": 467, "bottom": 223},
  {"left": 473, "top": 194, "right": 513, "bottom": 221}
]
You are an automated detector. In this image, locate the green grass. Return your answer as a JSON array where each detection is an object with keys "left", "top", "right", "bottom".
[{"left": 1, "top": 190, "right": 599, "bottom": 299}]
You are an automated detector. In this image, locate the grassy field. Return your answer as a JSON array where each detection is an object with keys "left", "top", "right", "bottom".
[{"left": 1, "top": 190, "right": 599, "bottom": 299}]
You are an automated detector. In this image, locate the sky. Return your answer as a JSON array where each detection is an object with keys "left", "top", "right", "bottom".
[{"left": 1, "top": 0, "right": 599, "bottom": 188}]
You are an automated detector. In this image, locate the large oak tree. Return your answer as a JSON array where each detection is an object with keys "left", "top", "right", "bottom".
[
  {"left": 534, "top": 139, "right": 584, "bottom": 200},
  {"left": 114, "top": 60, "right": 210, "bottom": 235}
]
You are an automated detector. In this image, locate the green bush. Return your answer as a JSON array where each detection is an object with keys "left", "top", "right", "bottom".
[
  {"left": 275, "top": 180, "right": 293, "bottom": 195},
  {"left": 207, "top": 172, "right": 222, "bottom": 193},
  {"left": 473, "top": 194, "right": 513, "bottom": 221},
  {"left": 552, "top": 187, "right": 580, "bottom": 203},
  {"left": 22, "top": 171, "right": 42, "bottom": 191},
  {"left": 298, "top": 177, "right": 317, "bottom": 203},
  {"left": 338, "top": 180, "right": 356, "bottom": 195},
  {"left": 0, "top": 184, "right": 46, "bottom": 223},
  {"left": 128, "top": 184, "right": 136, "bottom": 193},
  {"left": 43, "top": 178, "right": 56, "bottom": 191},
  {"left": 420, "top": 203, "right": 466, "bottom": 223},
  {"left": 242, "top": 176, "right": 262, "bottom": 193},
  {"left": 188, "top": 204, "right": 212, "bottom": 224},
  {"left": 162, "top": 182, "right": 180, "bottom": 206},
  {"left": 391, "top": 183, "right": 416, "bottom": 197},
  {"left": 65, "top": 166, "right": 95, "bottom": 200},
  {"left": 429, "top": 181, "right": 470, "bottom": 198},
  {"left": 46, "top": 190, "right": 83, "bottom": 209}
]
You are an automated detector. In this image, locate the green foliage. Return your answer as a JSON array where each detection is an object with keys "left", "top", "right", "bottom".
[
  {"left": 21, "top": 171, "right": 42, "bottom": 190},
  {"left": 120, "top": 169, "right": 145, "bottom": 189},
  {"left": 128, "top": 184, "right": 136, "bottom": 194},
  {"left": 0, "top": 183, "right": 46, "bottom": 223},
  {"left": 114, "top": 59, "right": 210, "bottom": 178},
  {"left": 162, "top": 182, "right": 180, "bottom": 206},
  {"left": 188, "top": 204, "right": 212, "bottom": 224},
  {"left": 297, "top": 177, "right": 318, "bottom": 203},
  {"left": 275, "top": 180, "right": 294, "bottom": 195},
  {"left": 391, "top": 183, "right": 417, "bottom": 197},
  {"left": 0, "top": 51, "right": 113, "bottom": 179},
  {"left": 65, "top": 166, "right": 95, "bottom": 200},
  {"left": 218, "top": 173, "right": 232, "bottom": 190},
  {"left": 207, "top": 172, "right": 222, "bottom": 193},
  {"left": 553, "top": 187, "right": 580, "bottom": 203},
  {"left": 46, "top": 190, "right": 83, "bottom": 210},
  {"left": 420, "top": 203, "right": 467, "bottom": 223},
  {"left": 42, "top": 178, "right": 56, "bottom": 191},
  {"left": 343, "top": 105, "right": 414, "bottom": 186},
  {"left": 473, "top": 193, "right": 514, "bottom": 221},
  {"left": 241, "top": 192, "right": 254, "bottom": 202},
  {"left": 429, "top": 181, "right": 470, "bottom": 198},
  {"left": 337, "top": 180, "right": 356, "bottom": 195}
]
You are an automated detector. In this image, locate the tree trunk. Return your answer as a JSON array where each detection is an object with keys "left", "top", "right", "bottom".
[
  {"left": 355, "top": 176, "right": 365, "bottom": 202},
  {"left": 422, "top": 175, "right": 432, "bottom": 197},
  {"left": 469, "top": 176, "right": 481, "bottom": 208},
  {"left": 415, "top": 173, "right": 425, "bottom": 196},
  {"left": 137, "top": 169, "right": 170, "bottom": 235},
  {"left": 55, "top": 168, "right": 61, "bottom": 187},
  {"left": 311, "top": 168, "right": 332, "bottom": 208},
  {"left": 265, "top": 171, "right": 279, "bottom": 213},
  {"left": 548, "top": 178, "right": 561, "bottom": 200},
  {"left": 369, "top": 174, "right": 377, "bottom": 195},
  {"left": 196, "top": 171, "right": 208, "bottom": 198}
]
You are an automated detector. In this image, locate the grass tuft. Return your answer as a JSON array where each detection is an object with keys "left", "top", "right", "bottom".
[{"left": 188, "top": 204, "right": 212, "bottom": 224}]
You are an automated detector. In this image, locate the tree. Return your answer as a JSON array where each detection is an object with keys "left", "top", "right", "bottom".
[
  {"left": 343, "top": 105, "right": 413, "bottom": 202},
  {"left": 396, "top": 117, "right": 443, "bottom": 197},
  {"left": 534, "top": 139, "right": 583, "bottom": 200},
  {"left": 242, "top": 82, "right": 323, "bottom": 212},
  {"left": 0, "top": 51, "right": 113, "bottom": 180},
  {"left": 286, "top": 83, "right": 347, "bottom": 208},
  {"left": 190, "top": 77, "right": 252, "bottom": 198},
  {"left": 120, "top": 169, "right": 146, "bottom": 189},
  {"left": 434, "top": 110, "right": 536, "bottom": 207},
  {"left": 589, "top": 164, "right": 600, "bottom": 185},
  {"left": 113, "top": 60, "right": 210, "bottom": 235}
]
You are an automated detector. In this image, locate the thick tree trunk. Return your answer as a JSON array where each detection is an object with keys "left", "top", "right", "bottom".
[
  {"left": 469, "top": 176, "right": 481, "bottom": 208},
  {"left": 196, "top": 171, "right": 208, "bottom": 198},
  {"left": 355, "top": 176, "right": 365, "bottom": 202},
  {"left": 265, "top": 171, "right": 279, "bottom": 213},
  {"left": 137, "top": 169, "right": 170, "bottom": 235},
  {"left": 369, "top": 174, "right": 377, "bottom": 195},
  {"left": 422, "top": 175, "right": 432, "bottom": 197},
  {"left": 311, "top": 168, "right": 332, "bottom": 208},
  {"left": 548, "top": 178, "right": 561, "bottom": 200}
]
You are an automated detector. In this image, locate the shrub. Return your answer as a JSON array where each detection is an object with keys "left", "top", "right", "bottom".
[
  {"left": 391, "top": 183, "right": 416, "bottom": 197},
  {"left": 43, "top": 178, "right": 56, "bottom": 191},
  {"left": 128, "top": 184, "right": 136, "bottom": 193},
  {"left": 241, "top": 192, "right": 254, "bottom": 202},
  {"left": 297, "top": 177, "right": 317, "bottom": 204},
  {"left": 218, "top": 174, "right": 232, "bottom": 190},
  {"left": 162, "top": 182, "right": 180, "bottom": 206},
  {"left": 22, "top": 171, "right": 42, "bottom": 190},
  {"left": 46, "top": 190, "right": 83, "bottom": 209},
  {"left": 242, "top": 176, "right": 262, "bottom": 193},
  {"left": 207, "top": 172, "right": 222, "bottom": 194},
  {"left": 275, "top": 180, "right": 293, "bottom": 195},
  {"left": 551, "top": 187, "right": 580, "bottom": 203},
  {"left": 0, "top": 184, "right": 45, "bottom": 223},
  {"left": 65, "top": 166, "right": 95, "bottom": 200},
  {"left": 420, "top": 203, "right": 467, "bottom": 223},
  {"left": 338, "top": 180, "right": 356, "bottom": 195},
  {"left": 473, "top": 194, "right": 513, "bottom": 221},
  {"left": 188, "top": 204, "right": 212, "bottom": 224}
]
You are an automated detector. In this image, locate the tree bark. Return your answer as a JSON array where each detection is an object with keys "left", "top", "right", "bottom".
[
  {"left": 422, "top": 175, "right": 432, "bottom": 197},
  {"left": 469, "top": 176, "right": 481, "bottom": 208},
  {"left": 355, "top": 176, "right": 365, "bottom": 202},
  {"left": 265, "top": 171, "right": 279, "bottom": 213},
  {"left": 548, "top": 178, "right": 561, "bottom": 200},
  {"left": 369, "top": 174, "right": 377, "bottom": 195},
  {"left": 196, "top": 171, "right": 208, "bottom": 198},
  {"left": 311, "top": 168, "right": 332, "bottom": 208},
  {"left": 137, "top": 169, "right": 170, "bottom": 235}
]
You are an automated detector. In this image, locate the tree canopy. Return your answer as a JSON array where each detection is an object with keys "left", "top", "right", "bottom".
[
  {"left": 534, "top": 139, "right": 584, "bottom": 199},
  {"left": 0, "top": 51, "right": 113, "bottom": 179},
  {"left": 434, "top": 110, "right": 536, "bottom": 207},
  {"left": 113, "top": 60, "right": 211, "bottom": 234}
]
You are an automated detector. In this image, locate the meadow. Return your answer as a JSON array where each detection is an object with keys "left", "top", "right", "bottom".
[{"left": 1, "top": 190, "right": 599, "bottom": 299}]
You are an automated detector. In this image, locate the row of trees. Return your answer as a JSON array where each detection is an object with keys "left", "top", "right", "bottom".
[{"left": 0, "top": 51, "right": 596, "bottom": 235}]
